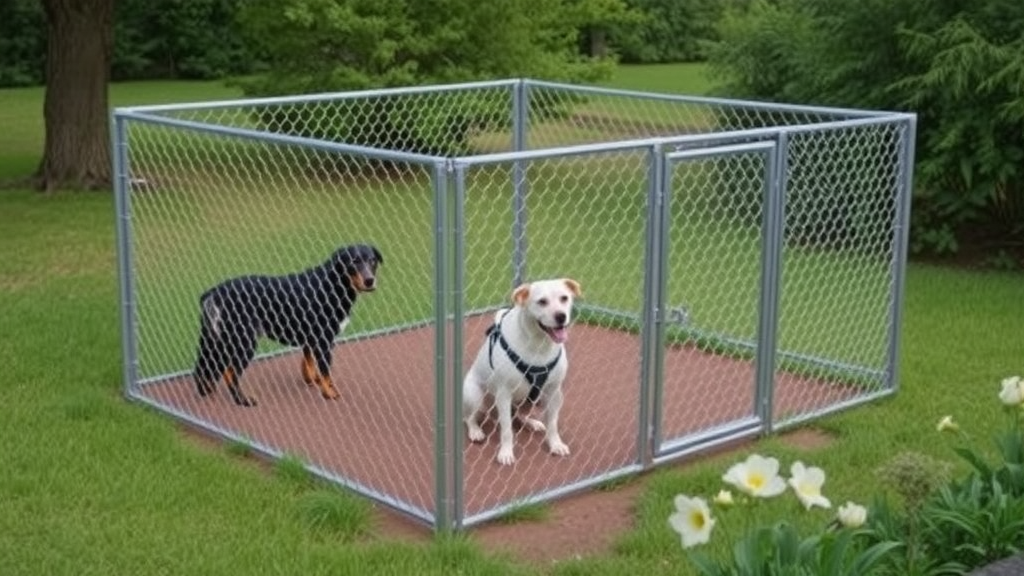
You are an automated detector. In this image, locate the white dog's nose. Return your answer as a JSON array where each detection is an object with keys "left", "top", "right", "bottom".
[{"left": 554, "top": 311, "right": 567, "bottom": 326}]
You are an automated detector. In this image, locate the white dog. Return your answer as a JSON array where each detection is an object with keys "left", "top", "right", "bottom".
[{"left": 462, "top": 278, "right": 581, "bottom": 465}]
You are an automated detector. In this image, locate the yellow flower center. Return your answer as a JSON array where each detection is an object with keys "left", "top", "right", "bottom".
[
  {"left": 747, "top": 473, "right": 765, "bottom": 490},
  {"left": 690, "top": 511, "right": 705, "bottom": 529}
]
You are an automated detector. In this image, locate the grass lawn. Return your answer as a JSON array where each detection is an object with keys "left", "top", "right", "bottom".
[
  {"left": 600, "top": 63, "right": 715, "bottom": 95},
  {"left": 0, "top": 80, "right": 244, "bottom": 182},
  {"left": 2, "top": 66, "right": 1023, "bottom": 575}
]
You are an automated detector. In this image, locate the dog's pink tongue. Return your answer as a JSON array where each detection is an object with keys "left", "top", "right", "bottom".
[{"left": 549, "top": 326, "right": 568, "bottom": 343}]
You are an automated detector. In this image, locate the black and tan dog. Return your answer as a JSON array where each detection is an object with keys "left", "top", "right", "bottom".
[{"left": 193, "top": 244, "right": 382, "bottom": 407}]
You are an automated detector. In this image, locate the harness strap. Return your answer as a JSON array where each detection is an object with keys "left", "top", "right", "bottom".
[{"left": 486, "top": 315, "right": 562, "bottom": 404}]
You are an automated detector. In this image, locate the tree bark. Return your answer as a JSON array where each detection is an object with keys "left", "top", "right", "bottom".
[{"left": 36, "top": 0, "right": 114, "bottom": 192}]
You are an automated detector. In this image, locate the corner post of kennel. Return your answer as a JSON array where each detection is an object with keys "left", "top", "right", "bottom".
[
  {"left": 885, "top": 114, "right": 917, "bottom": 394},
  {"left": 111, "top": 110, "right": 140, "bottom": 398},
  {"left": 450, "top": 159, "right": 469, "bottom": 530},
  {"left": 432, "top": 159, "right": 455, "bottom": 531}
]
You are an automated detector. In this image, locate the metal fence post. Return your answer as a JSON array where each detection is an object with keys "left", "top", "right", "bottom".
[
  {"left": 754, "top": 133, "right": 788, "bottom": 431},
  {"left": 886, "top": 115, "right": 917, "bottom": 393},
  {"left": 510, "top": 80, "right": 530, "bottom": 287},
  {"left": 111, "top": 112, "right": 139, "bottom": 399},
  {"left": 432, "top": 160, "right": 452, "bottom": 531},
  {"left": 639, "top": 143, "right": 665, "bottom": 467},
  {"left": 451, "top": 161, "right": 468, "bottom": 529}
]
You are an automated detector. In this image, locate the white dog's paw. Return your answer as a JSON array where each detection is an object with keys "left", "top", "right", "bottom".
[
  {"left": 547, "top": 438, "right": 570, "bottom": 457},
  {"left": 466, "top": 423, "right": 485, "bottom": 443},
  {"left": 496, "top": 447, "right": 516, "bottom": 466},
  {"left": 522, "top": 417, "right": 546, "bottom": 433}
]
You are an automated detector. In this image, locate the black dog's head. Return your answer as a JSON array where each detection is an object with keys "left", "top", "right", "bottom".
[{"left": 331, "top": 244, "right": 383, "bottom": 293}]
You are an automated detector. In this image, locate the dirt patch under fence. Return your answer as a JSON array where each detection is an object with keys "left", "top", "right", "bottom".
[{"left": 141, "top": 316, "right": 859, "bottom": 559}]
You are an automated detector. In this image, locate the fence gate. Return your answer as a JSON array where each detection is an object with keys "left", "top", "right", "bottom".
[{"left": 651, "top": 140, "right": 782, "bottom": 460}]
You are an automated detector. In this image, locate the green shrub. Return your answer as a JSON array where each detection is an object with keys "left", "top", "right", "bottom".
[
  {"left": 235, "top": 0, "right": 621, "bottom": 160},
  {"left": 861, "top": 375, "right": 1024, "bottom": 575},
  {"left": 704, "top": 0, "right": 1024, "bottom": 264}
]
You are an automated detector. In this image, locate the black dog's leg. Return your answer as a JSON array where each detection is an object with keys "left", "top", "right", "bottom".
[
  {"left": 225, "top": 332, "right": 258, "bottom": 407},
  {"left": 223, "top": 366, "right": 256, "bottom": 407},
  {"left": 301, "top": 345, "right": 317, "bottom": 386},
  {"left": 311, "top": 340, "right": 339, "bottom": 400},
  {"left": 194, "top": 326, "right": 222, "bottom": 397}
]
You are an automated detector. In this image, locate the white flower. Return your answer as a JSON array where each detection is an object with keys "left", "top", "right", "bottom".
[
  {"left": 787, "top": 461, "right": 832, "bottom": 510},
  {"left": 722, "top": 454, "right": 787, "bottom": 498},
  {"left": 936, "top": 415, "right": 959, "bottom": 433},
  {"left": 668, "top": 495, "right": 716, "bottom": 548},
  {"left": 837, "top": 501, "right": 868, "bottom": 528},
  {"left": 998, "top": 376, "right": 1024, "bottom": 406},
  {"left": 713, "top": 489, "right": 735, "bottom": 506}
]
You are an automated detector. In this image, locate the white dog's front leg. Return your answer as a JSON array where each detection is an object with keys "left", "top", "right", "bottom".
[
  {"left": 462, "top": 372, "right": 486, "bottom": 443},
  {"left": 544, "top": 388, "right": 570, "bottom": 457},
  {"left": 494, "top": 388, "right": 516, "bottom": 465}
]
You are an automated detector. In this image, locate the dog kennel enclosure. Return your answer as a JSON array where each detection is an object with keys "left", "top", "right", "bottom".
[{"left": 112, "top": 78, "right": 916, "bottom": 529}]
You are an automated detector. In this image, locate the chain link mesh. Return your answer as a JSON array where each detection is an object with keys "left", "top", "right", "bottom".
[
  {"left": 459, "top": 148, "right": 649, "bottom": 519},
  {"left": 125, "top": 98, "right": 447, "bottom": 519},
  {"left": 116, "top": 80, "right": 911, "bottom": 527},
  {"left": 660, "top": 150, "right": 768, "bottom": 441},
  {"left": 771, "top": 123, "right": 904, "bottom": 424}
]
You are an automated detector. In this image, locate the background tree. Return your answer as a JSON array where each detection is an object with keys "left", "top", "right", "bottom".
[
  {"left": 0, "top": 0, "right": 46, "bottom": 87},
  {"left": 37, "top": 0, "right": 115, "bottom": 191},
  {"left": 236, "top": 0, "right": 631, "bottom": 156},
  {"left": 112, "top": 0, "right": 257, "bottom": 80},
  {"left": 609, "top": 0, "right": 733, "bottom": 63},
  {"left": 237, "top": 0, "right": 627, "bottom": 95},
  {"left": 705, "top": 0, "right": 1024, "bottom": 265}
]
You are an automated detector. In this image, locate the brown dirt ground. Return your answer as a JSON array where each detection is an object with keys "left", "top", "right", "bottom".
[
  {"left": 145, "top": 318, "right": 859, "bottom": 526},
  {"left": 158, "top": 317, "right": 851, "bottom": 567},
  {"left": 181, "top": 422, "right": 834, "bottom": 567}
]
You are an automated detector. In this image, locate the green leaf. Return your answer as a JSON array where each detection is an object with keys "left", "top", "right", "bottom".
[
  {"left": 953, "top": 446, "right": 994, "bottom": 479},
  {"left": 688, "top": 550, "right": 729, "bottom": 576},
  {"left": 851, "top": 540, "right": 904, "bottom": 576}
]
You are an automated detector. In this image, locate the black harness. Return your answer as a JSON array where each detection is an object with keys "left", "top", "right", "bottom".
[{"left": 486, "top": 314, "right": 562, "bottom": 404}]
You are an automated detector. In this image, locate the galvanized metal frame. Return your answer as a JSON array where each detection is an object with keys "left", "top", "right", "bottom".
[
  {"left": 112, "top": 78, "right": 917, "bottom": 530},
  {"left": 653, "top": 140, "right": 779, "bottom": 459}
]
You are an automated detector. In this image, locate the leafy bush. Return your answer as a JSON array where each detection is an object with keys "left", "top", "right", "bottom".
[
  {"left": 0, "top": 0, "right": 260, "bottom": 87},
  {"left": 608, "top": 0, "right": 729, "bottom": 63},
  {"left": 112, "top": 0, "right": 259, "bottom": 80},
  {"left": 235, "top": 0, "right": 622, "bottom": 159},
  {"left": 921, "top": 477, "right": 1024, "bottom": 570},
  {"left": 859, "top": 376, "right": 1024, "bottom": 575},
  {"left": 671, "top": 375, "right": 1024, "bottom": 575},
  {"left": 0, "top": 0, "right": 45, "bottom": 87},
  {"left": 689, "top": 521, "right": 900, "bottom": 576},
  {"left": 896, "top": 14, "right": 1024, "bottom": 261},
  {"left": 704, "top": 0, "right": 1024, "bottom": 265}
]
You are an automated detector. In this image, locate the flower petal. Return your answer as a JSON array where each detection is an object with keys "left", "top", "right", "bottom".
[
  {"left": 668, "top": 495, "right": 716, "bottom": 548},
  {"left": 838, "top": 501, "right": 867, "bottom": 528},
  {"left": 761, "top": 476, "right": 788, "bottom": 498},
  {"left": 713, "top": 489, "right": 735, "bottom": 506}
]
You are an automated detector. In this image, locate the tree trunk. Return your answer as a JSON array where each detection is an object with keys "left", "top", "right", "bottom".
[{"left": 36, "top": 0, "right": 114, "bottom": 192}]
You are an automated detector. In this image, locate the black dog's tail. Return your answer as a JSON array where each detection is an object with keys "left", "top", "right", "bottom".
[{"left": 194, "top": 292, "right": 226, "bottom": 396}]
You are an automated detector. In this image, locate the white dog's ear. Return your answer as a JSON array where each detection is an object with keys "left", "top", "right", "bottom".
[
  {"left": 563, "top": 278, "right": 582, "bottom": 297},
  {"left": 512, "top": 283, "right": 531, "bottom": 306}
]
